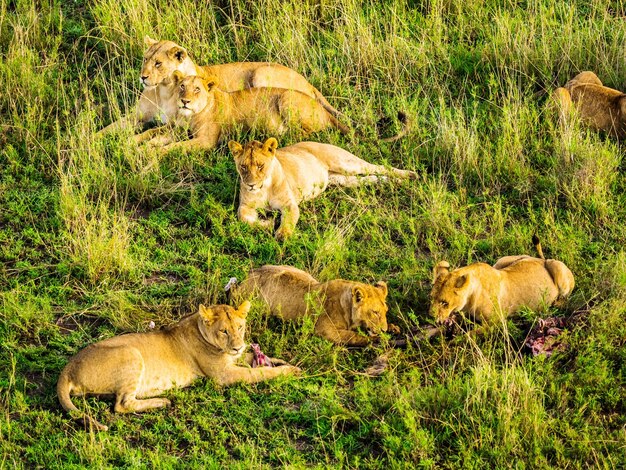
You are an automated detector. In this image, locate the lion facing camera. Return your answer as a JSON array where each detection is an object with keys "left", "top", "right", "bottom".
[{"left": 57, "top": 302, "right": 299, "bottom": 431}]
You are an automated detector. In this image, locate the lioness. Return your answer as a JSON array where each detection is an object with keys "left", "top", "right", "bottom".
[
  {"left": 229, "top": 137, "right": 416, "bottom": 239},
  {"left": 553, "top": 71, "right": 626, "bottom": 137},
  {"left": 134, "top": 73, "right": 353, "bottom": 151},
  {"left": 99, "top": 36, "right": 342, "bottom": 134},
  {"left": 234, "top": 265, "right": 394, "bottom": 346},
  {"left": 57, "top": 301, "right": 299, "bottom": 431},
  {"left": 430, "top": 237, "right": 575, "bottom": 325}
]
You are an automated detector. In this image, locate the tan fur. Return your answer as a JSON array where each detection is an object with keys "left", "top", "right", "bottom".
[
  {"left": 228, "top": 137, "right": 416, "bottom": 239},
  {"left": 553, "top": 71, "right": 626, "bottom": 137},
  {"left": 135, "top": 73, "right": 352, "bottom": 150},
  {"left": 430, "top": 240, "right": 575, "bottom": 325},
  {"left": 99, "top": 36, "right": 342, "bottom": 134},
  {"left": 235, "top": 265, "right": 393, "bottom": 346},
  {"left": 56, "top": 302, "right": 299, "bottom": 431}
]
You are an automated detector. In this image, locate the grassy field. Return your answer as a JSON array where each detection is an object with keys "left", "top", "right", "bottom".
[{"left": 1, "top": 0, "right": 625, "bottom": 467}]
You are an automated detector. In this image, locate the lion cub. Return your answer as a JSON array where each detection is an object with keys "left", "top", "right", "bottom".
[
  {"left": 135, "top": 72, "right": 352, "bottom": 151},
  {"left": 57, "top": 302, "right": 299, "bottom": 431},
  {"left": 229, "top": 137, "right": 416, "bottom": 239},
  {"left": 553, "top": 71, "right": 626, "bottom": 137},
  {"left": 234, "top": 265, "right": 394, "bottom": 346},
  {"left": 430, "top": 237, "right": 575, "bottom": 325},
  {"left": 100, "top": 36, "right": 342, "bottom": 134}
]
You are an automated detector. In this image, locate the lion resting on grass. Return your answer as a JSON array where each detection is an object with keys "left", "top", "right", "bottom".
[
  {"left": 234, "top": 265, "right": 396, "bottom": 346},
  {"left": 430, "top": 237, "right": 575, "bottom": 325},
  {"left": 99, "top": 36, "right": 342, "bottom": 134},
  {"left": 553, "top": 71, "right": 626, "bottom": 137},
  {"left": 57, "top": 301, "right": 299, "bottom": 431},
  {"left": 134, "top": 73, "right": 353, "bottom": 151},
  {"left": 229, "top": 137, "right": 416, "bottom": 240}
]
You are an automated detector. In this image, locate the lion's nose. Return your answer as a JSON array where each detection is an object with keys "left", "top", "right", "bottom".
[
  {"left": 181, "top": 99, "right": 190, "bottom": 105},
  {"left": 247, "top": 183, "right": 256, "bottom": 190}
]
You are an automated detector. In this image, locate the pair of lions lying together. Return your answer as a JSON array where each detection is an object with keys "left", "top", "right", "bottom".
[
  {"left": 103, "top": 36, "right": 408, "bottom": 149},
  {"left": 57, "top": 268, "right": 390, "bottom": 431},
  {"left": 59, "top": 237, "right": 574, "bottom": 430}
]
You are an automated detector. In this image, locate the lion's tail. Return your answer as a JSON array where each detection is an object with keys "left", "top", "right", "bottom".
[
  {"left": 314, "top": 88, "right": 347, "bottom": 122},
  {"left": 532, "top": 234, "right": 545, "bottom": 260},
  {"left": 314, "top": 87, "right": 410, "bottom": 143},
  {"left": 378, "top": 111, "right": 411, "bottom": 143},
  {"left": 57, "top": 368, "right": 108, "bottom": 431},
  {"left": 329, "top": 114, "right": 353, "bottom": 136}
]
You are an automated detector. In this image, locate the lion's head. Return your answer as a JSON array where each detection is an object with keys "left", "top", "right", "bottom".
[
  {"left": 228, "top": 137, "right": 279, "bottom": 192},
  {"left": 197, "top": 301, "right": 250, "bottom": 357},
  {"left": 347, "top": 281, "right": 389, "bottom": 335},
  {"left": 140, "top": 36, "right": 196, "bottom": 88},
  {"left": 170, "top": 72, "right": 217, "bottom": 117},
  {"left": 429, "top": 261, "right": 471, "bottom": 325}
]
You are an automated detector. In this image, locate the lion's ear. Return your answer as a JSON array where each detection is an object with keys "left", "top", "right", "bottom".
[
  {"left": 144, "top": 35, "right": 158, "bottom": 47},
  {"left": 454, "top": 274, "right": 470, "bottom": 290},
  {"left": 352, "top": 286, "right": 365, "bottom": 304},
  {"left": 237, "top": 301, "right": 251, "bottom": 318},
  {"left": 202, "top": 75, "right": 218, "bottom": 91},
  {"left": 262, "top": 137, "right": 279, "bottom": 154},
  {"left": 374, "top": 281, "right": 388, "bottom": 297},
  {"left": 199, "top": 304, "right": 217, "bottom": 324},
  {"left": 433, "top": 261, "right": 450, "bottom": 283},
  {"left": 168, "top": 45, "right": 187, "bottom": 62},
  {"left": 171, "top": 70, "right": 184, "bottom": 84},
  {"left": 228, "top": 140, "right": 243, "bottom": 156}
]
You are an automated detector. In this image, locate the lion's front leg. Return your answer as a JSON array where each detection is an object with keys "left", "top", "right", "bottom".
[
  {"left": 315, "top": 316, "right": 372, "bottom": 346},
  {"left": 238, "top": 204, "right": 272, "bottom": 229},
  {"left": 162, "top": 125, "right": 221, "bottom": 153},
  {"left": 134, "top": 125, "right": 171, "bottom": 144},
  {"left": 322, "top": 328, "right": 372, "bottom": 347},
  {"left": 276, "top": 203, "right": 300, "bottom": 240},
  {"left": 216, "top": 364, "right": 300, "bottom": 386}
]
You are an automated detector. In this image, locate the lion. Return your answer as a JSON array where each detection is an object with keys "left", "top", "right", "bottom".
[
  {"left": 56, "top": 301, "right": 299, "bottom": 431},
  {"left": 228, "top": 137, "right": 416, "bottom": 239},
  {"left": 430, "top": 236, "right": 575, "bottom": 326},
  {"left": 134, "top": 72, "right": 355, "bottom": 150},
  {"left": 99, "top": 36, "right": 343, "bottom": 134},
  {"left": 553, "top": 71, "right": 626, "bottom": 137},
  {"left": 234, "top": 265, "right": 396, "bottom": 346}
]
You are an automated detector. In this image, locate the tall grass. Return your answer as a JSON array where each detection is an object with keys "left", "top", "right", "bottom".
[{"left": 1, "top": 0, "right": 625, "bottom": 467}]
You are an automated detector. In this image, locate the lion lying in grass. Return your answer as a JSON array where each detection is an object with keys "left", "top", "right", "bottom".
[
  {"left": 234, "top": 265, "right": 396, "bottom": 346},
  {"left": 57, "top": 302, "right": 299, "bottom": 431},
  {"left": 134, "top": 73, "right": 354, "bottom": 151},
  {"left": 99, "top": 36, "right": 342, "bottom": 134},
  {"left": 229, "top": 137, "right": 416, "bottom": 239},
  {"left": 430, "top": 237, "right": 575, "bottom": 326},
  {"left": 553, "top": 71, "right": 626, "bottom": 137}
]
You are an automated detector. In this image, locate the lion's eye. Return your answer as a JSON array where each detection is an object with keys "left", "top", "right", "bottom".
[
  {"left": 440, "top": 301, "right": 449, "bottom": 308},
  {"left": 221, "top": 329, "right": 228, "bottom": 335},
  {"left": 155, "top": 61, "right": 162, "bottom": 68},
  {"left": 180, "top": 84, "right": 185, "bottom": 91},
  {"left": 372, "top": 311, "right": 380, "bottom": 318},
  {"left": 257, "top": 164, "right": 264, "bottom": 171},
  {"left": 194, "top": 87, "right": 200, "bottom": 94},
  {"left": 241, "top": 166, "right": 248, "bottom": 174}
]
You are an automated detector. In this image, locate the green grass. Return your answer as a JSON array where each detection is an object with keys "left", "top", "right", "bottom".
[{"left": 2, "top": 0, "right": 626, "bottom": 467}]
